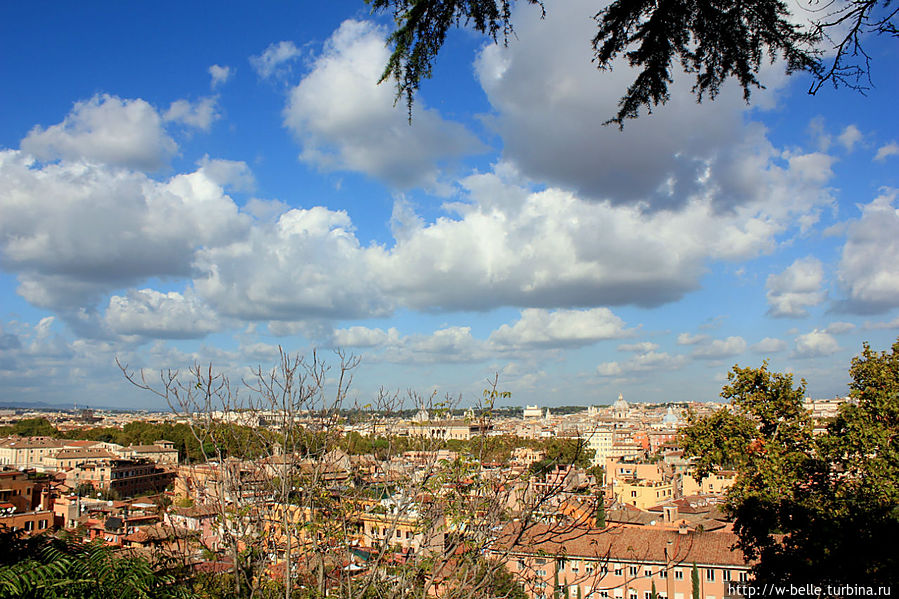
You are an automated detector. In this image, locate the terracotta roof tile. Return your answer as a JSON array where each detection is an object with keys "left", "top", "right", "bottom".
[{"left": 491, "top": 522, "right": 749, "bottom": 568}]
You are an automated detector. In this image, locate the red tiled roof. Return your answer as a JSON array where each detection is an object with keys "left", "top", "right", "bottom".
[{"left": 491, "top": 522, "right": 749, "bottom": 567}]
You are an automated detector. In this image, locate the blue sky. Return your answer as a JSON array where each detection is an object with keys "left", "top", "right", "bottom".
[{"left": 1, "top": 1, "right": 898, "bottom": 410}]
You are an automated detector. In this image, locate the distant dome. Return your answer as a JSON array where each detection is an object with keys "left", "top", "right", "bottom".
[
  {"left": 612, "top": 393, "right": 628, "bottom": 411},
  {"left": 663, "top": 406, "right": 679, "bottom": 424}
]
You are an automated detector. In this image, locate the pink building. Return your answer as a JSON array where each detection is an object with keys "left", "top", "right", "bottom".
[{"left": 491, "top": 523, "right": 750, "bottom": 599}]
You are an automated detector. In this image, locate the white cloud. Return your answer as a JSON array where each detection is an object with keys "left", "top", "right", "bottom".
[
  {"left": 209, "top": 64, "right": 233, "bottom": 88},
  {"left": 863, "top": 315, "right": 899, "bottom": 330},
  {"left": 164, "top": 96, "right": 220, "bottom": 131},
  {"left": 793, "top": 329, "right": 840, "bottom": 358},
  {"left": 765, "top": 257, "right": 825, "bottom": 317},
  {"left": 20, "top": 94, "right": 177, "bottom": 170},
  {"left": 837, "top": 190, "right": 899, "bottom": 314},
  {"left": 250, "top": 41, "right": 303, "bottom": 79},
  {"left": 105, "top": 289, "right": 221, "bottom": 339},
  {"left": 677, "top": 332, "right": 709, "bottom": 346},
  {"left": 752, "top": 337, "right": 787, "bottom": 353},
  {"left": 0, "top": 150, "right": 249, "bottom": 312},
  {"left": 838, "top": 125, "right": 862, "bottom": 152},
  {"left": 691, "top": 336, "right": 747, "bottom": 359},
  {"left": 825, "top": 321, "right": 855, "bottom": 334},
  {"left": 283, "top": 20, "right": 482, "bottom": 189},
  {"left": 473, "top": 0, "right": 829, "bottom": 212},
  {"left": 196, "top": 156, "right": 255, "bottom": 191},
  {"left": 618, "top": 341, "right": 659, "bottom": 353},
  {"left": 332, "top": 326, "right": 401, "bottom": 348},
  {"left": 193, "top": 206, "right": 390, "bottom": 321},
  {"left": 371, "top": 165, "right": 828, "bottom": 312},
  {"left": 874, "top": 142, "right": 899, "bottom": 162},
  {"left": 489, "top": 308, "right": 629, "bottom": 348},
  {"left": 597, "top": 351, "right": 688, "bottom": 377}
]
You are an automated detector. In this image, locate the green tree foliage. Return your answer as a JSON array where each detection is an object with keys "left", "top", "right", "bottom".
[
  {"left": 691, "top": 563, "right": 699, "bottom": 599},
  {"left": 529, "top": 438, "right": 594, "bottom": 476},
  {"left": 0, "top": 530, "right": 192, "bottom": 599},
  {"left": 367, "top": 0, "right": 895, "bottom": 126},
  {"left": 681, "top": 338, "right": 899, "bottom": 587},
  {"left": 594, "top": 492, "right": 605, "bottom": 528},
  {"left": 0, "top": 417, "right": 56, "bottom": 437}
]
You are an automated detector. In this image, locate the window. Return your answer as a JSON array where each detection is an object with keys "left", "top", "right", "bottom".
[
  {"left": 644, "top": 568, "right": 652, "bottom": 577},
  {"left": 659, "top": 569, "right": 667, "bottom": 579},
  {"left": 629, "top": 592, "right": 637, "bottom": 599},
  {"left": 24, "top": 521, "right": 33, "bottom": 531},
  {"left": 645, "top": 593, "right": 653, "bottom": 599},
  {"left": 706, "top": 569, "right": 716, "bottom": 582},
  {"left": 629, "top": 566, "right": 639, "bottom": 577},
  {"left": 722, "top": 570, "right": 731, "bottom": 582},
  {"left": 738, "top": 572, "right": 749, "bottom": 583},
  {"left": 38, "top": 520, "right": 47, "bottom": 529},
  {"left": 614, "top": 566, "right": 622, "bottom": 576},
  {"left": 674, "top": 569, "right": 684, "bottom": 581},
  {"left": 631, "top": 491, "right": 638, "bottom": 498}
]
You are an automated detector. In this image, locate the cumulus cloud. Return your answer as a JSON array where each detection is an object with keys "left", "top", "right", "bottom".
[
  {"left": 332, "top": 326, "right": 401, "bottom": 348},
  {"left": 250, "top": 41, "right": 303, "bottom": 79},
  {"left": 838, "top": 125, "right": 862, "bottom": 152},
  {"left": 209, "top": 64, "right": 233, "bottom": 88},
  {"left": 825, "top": 321, "right": 855, "bottom": 334},
  {"left": 691, "top": 336, "right": 747, "bottom": 359},
  {"left": 597, "top": 351, "right": 688, "bottom": 377},
  {"left": 863, "top": 315, "right": 899, "bottom": 330},
  {"left": 20, "top": 94, "right": 177, "bottom": 170},
  {"left": 105, "top": 289, "right": 221, "bottom": 339},
  {"left": 793, "top": 329, "right": 840, "bottom": 358},
  {"left": 618, "top": 341, "right": 659, "bottom": 353},
  {"left": 874, "top": 142, "right": 899, "bottom": 162},
  {"left": 283, "top": 20, "right": 482, "bottom": 189},
  {"left": 193, "top": 206, "right": 390, "bottom": 321},
  {"left": 837, "top": 191, "right": 899, "bottom": 314},
  {"left": 164, "top": 96, "right": 220, "bottom": 131},
  {"left": 196, "top": 156, "right": 255, "bottom": 191},
  {"left": 765, "top": 257, "right": 825, "bottom": 317},
  {"left": 371, "top": 165, "right": 829, "bottom": 312},
  {"left": 473, "top": 0, "right": 831, "bottom": 212},
  {"left": 0, "top": 150, "right": 249, "bottom": 312},
  {"left": 677, "top": 332, "right": 709, "bottom": 346},
  {"left": 752, "top": 337, "right": 787, "bottom": 353},
  {"left": 489, "top": 308, "right": 630, "bottom": 348}
]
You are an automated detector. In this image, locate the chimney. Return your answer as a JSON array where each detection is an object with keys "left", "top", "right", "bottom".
[
  {"left": 40, "top": 487, "right": 51, "bottom": 511},
  {"left": 663, "top": 505, "right": 678, "bottom": 523}
]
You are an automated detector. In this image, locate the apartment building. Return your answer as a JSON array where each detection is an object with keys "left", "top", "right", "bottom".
[
  {"left": 681, "top": 471, "right": 736, "bottom": 497},
  {"left": 65, "top": 459, "right": 175, "bottom": 497},
  {"left": 492, "top": 523, "right": 750, "bottom": 599},
  {"left": 0, "top": 437, "right": 65, "bottom": 469},
  {"left": 612, "top": 479, "right": 675, "bottom": 510}
]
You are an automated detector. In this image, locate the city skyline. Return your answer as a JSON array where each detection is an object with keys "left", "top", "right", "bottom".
[{"left": 1, "top": 1, "right": 898, "bottom": 409}]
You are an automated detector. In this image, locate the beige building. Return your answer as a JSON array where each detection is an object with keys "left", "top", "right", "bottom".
[
  {"left": 405, "top": 420, "right": 493, "bottom": 440},
  {"left": 0, "top": 437, "right": 65, "bottom": 469},
  {"left": 613, "top": 479, "right": 675, "bottom": 510},
  {"left": 585, "top": 428, "right": 614, "bottom": 467},
  {"left": 118, "top": 440, "right": 179, "bottom": 464},
  {"left": 681, "top": 471, "right": 736, "bottom": 496},
  {"left": 43, "top": 447, "right": 118, "bottom": 470},
  {"left": 494, "top": 523, "right": 751, "bottom": 599}
]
